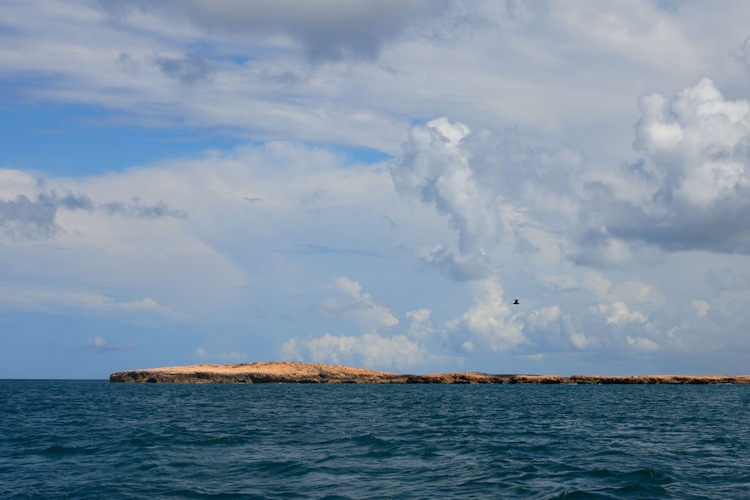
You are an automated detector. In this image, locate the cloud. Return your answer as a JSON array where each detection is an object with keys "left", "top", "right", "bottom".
[
  {"left": 0, "top": 286, "right": 184, "bottom": 320},
  {"left": 626, "top": 335, "right": 659, "bottom": 353},
  {"left": 578, "top": 78, "right": 750, "bottom": 259},
  {"left": 108, "top": 0, "right": 450, "bottom": 61},
  {"left": 153, "top": 52, "right": 214, "bottom": 85},
  {"left": 705, "top": 268, "right": 750, "bottom": 292},
  {"left": 570, "top": 332, "right": 600, "bottom": 350},
  {"left": 44, "top": 189, "right": 186, "bottom": 220},
  {"left": 692, "top": 299, "right": 710, "bottom": 318},
  {"left": 294, "top": 244, "right": 380, "bottom": 257},
  {"left": 584, "top": 272, "right": 661, "bottom": 332},
  {"left": 0, "top": 184, "right": 187, "bottom": 241},
  {"left": 585, "top": 273, "right": 665, "bottom": 307},
  {"left": 0, "top": 194, "right": 57, "bottom": 239},
  {"left": 519, "top": 305, "right": 569, "bottom": 347},
  {"left": 731, "top": 35, "right": 750, "bottom": 70},
  {"left": 318, "top": 277, "right": 398, "bottom": 331},
  {"left": 392, "top": 117, "right": 498, "bottom": 280},
  {"left": 600, "top": 301, "right": 648, "bottom": 327},
  {"left": 193, "top": 347, "right": 246, "bottom": 362},
  {"left": 101, "top": 199, "right": 187, "bottom": 219},
  {"left": 6, "top": 1, "right": 750, "bottom": 378},
  {"left": 280, "top": 332, "right": 432, "bottom": 369},
  {"left": 391, "top": 117, "right": 582, "bottom": 283},
  {"left": 446, "top": 278, "right": 526, "bottom": 352},
  {"left": 634, "top": 78, "right": 750, "bottom": 208},
  {"left": 405, "top": 308, "right": 434, "bottom": 341},
  {"left": 83, "top": 336, "right": 133, "bottom": 352},
  {"left": 0, "top": 142, "right": 397, "bottom": 326},
  {"left": 45, "top": 192, "right": 95, "bottom": 211},
  {"left": 282, "top": 278, "right": 445, "bottom": 369}
]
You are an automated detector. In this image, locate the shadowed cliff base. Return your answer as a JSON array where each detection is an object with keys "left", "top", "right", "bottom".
[{"left": 109, "top": 362, "right": 750, "bottom": 384}]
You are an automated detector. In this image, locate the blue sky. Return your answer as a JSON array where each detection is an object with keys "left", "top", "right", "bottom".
[{"left": 3, "top": 0, "right": 750, "bottom": 378}]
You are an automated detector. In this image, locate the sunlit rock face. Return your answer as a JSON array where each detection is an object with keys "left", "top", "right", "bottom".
[
  {"left": 109, "top": 361, "right": 520, "bottom": 384},
  {"left": 110, "top": 362, "right": 750, "bottom": 384}
]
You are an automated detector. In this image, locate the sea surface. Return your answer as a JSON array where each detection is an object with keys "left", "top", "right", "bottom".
[{"left": 1, "top": 381, "right": 750, "bottom": 499}]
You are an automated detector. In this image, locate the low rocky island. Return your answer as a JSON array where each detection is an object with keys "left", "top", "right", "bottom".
[{"left": 109, "top": 362, "right": 750, "bottom": 384}]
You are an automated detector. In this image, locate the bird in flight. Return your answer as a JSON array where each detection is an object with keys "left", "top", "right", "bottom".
[{"left": 512, "top": 299, "right": 520, "bottom": 305}]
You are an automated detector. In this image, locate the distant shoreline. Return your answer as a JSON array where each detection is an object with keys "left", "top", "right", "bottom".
[{"left": 109, "top": 362, "right": 750, "bottom": 384}]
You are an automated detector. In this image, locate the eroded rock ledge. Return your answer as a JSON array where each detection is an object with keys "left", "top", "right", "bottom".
[{"left": 109, "top": 362, "right": 750, "bottom": 384}]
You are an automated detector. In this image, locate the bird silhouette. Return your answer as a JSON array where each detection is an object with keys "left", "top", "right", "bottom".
[{"left": 512, "top": 299, "right": 520, "bottom": 305}]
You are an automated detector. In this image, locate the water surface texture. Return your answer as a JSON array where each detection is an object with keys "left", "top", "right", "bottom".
[{"left": 2, "top": 381, "right": 749, "bottom": 498}]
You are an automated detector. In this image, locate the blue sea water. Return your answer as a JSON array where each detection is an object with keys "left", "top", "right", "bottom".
[{"left": 1, "top": 381, "right": 750, "bottom": 499}]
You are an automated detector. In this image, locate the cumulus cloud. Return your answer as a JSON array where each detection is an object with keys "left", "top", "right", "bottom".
[
  {"left": 599, "top": 301, "right": 648, "bottom": 327},
  {"left": 570, "top": 331, "right": 600, "bottom": 350},
  {"left": 282, "top": 278, "right": 443, "bottom": 369},
  {"left": 692, "top": 299, "right": 710, "bottom": 318},
  {"left": 626, "top": 335, "right": 659, "bottom": 353},
  {"left": 447, "top": 278, "right": 526, "bottom": 352},
  {"left": 585, "top": 273, "right": 658, "bottom": 330},
  {"left": 318, "top": 277, "right": 398, "bottom": 331},
  {"left": 391, "top": 117, "right": 581, "bottom": 282},
  {"left": 392, "top": 117, "right": 500, "bottom": 280},
  {"left": 579, "top": 78, "right": 750, "bottom": 260},
  {"left": 7, "top": 1, "right": 750, "bottom": 377},
  {"left": 280, "top": 332, "right": 431, "bottom": 369},
  {"left": 405, "top": 308, "right": 434, "bottom": 341},
  {"left": 585, "top": 272, "right": 664, "bottom": 307},
  {"left": 519, "top": 305, "right": 570, "bottom": 348}
]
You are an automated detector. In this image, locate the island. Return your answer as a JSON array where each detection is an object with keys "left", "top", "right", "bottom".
[{"left": 109, "top": 362, "right": 750, "bottom": 384}]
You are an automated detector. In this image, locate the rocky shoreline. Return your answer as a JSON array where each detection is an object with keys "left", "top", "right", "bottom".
[{"left": 109, "top": 362, "right": 750, "bottom": 384}]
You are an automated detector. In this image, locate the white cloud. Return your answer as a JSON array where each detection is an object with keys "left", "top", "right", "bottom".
[
  {"left": 585, "top": 272, "right": 663, "bottom": 306},
  {"left": 543, "top": 274, "right": 578, "bottom": 292},
  {"left": 405, "top": 308, "right": 434, "bottom": 341},
  {"left": 83, "top": 336, "right": 133, "bottom": 352},
  {"left": 626, "top": 336, "right": 659, "bottom": 353},
  {"left": 0, "top": 286, "right": 183, "bottom": 320},
  {"left": 447, "top": 278, "right": 526, "bottom": 352},
  {"left": 601, "top": 301, "right": 648, "bottom": 327},
  {"left": 636, "top": 78, "right": 750, "bottom": 208},
  {"left": 318, "top": 277, "right": 399, "bottom": 331},
  {"left": 580, "top": 78, "right": 750, "bottom": 257},
  {"left": 0, "top": 141, "right": 405, "bottom": 319},
  {"left": 392, "top": 117, "right": 497, "bottom": 280},
  {"left": 5, "top": 1, "right": 750, "bottom": 377},
  {"left": 280, "top": 332, "right": 431, "bottom": 370},
  {"left": 570, "top": 332, "right": 600, "bottom": 350},
  {"left": 281, "top": 278, "right": 441, "bottom": 370},
  {"left": 692, "top": 299, "right": 710, "bottom": 318}
]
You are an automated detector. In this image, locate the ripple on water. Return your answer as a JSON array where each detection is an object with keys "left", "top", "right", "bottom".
[{"left": 2, "top": 382, "right": 750, "bottom": 498}]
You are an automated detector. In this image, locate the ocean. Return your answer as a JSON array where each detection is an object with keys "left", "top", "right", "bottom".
[{"left": 1, "top": 381, "right": 749, "bottom": 499}]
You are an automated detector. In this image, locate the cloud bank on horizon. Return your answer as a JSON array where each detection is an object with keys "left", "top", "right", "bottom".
[{"left": 2, "top": 0, "right": 750, "bottom": 377}]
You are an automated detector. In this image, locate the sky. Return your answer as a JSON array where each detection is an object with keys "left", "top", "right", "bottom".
[{"left": 2, "top": 0, "right": 750, "bottom": 378}]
